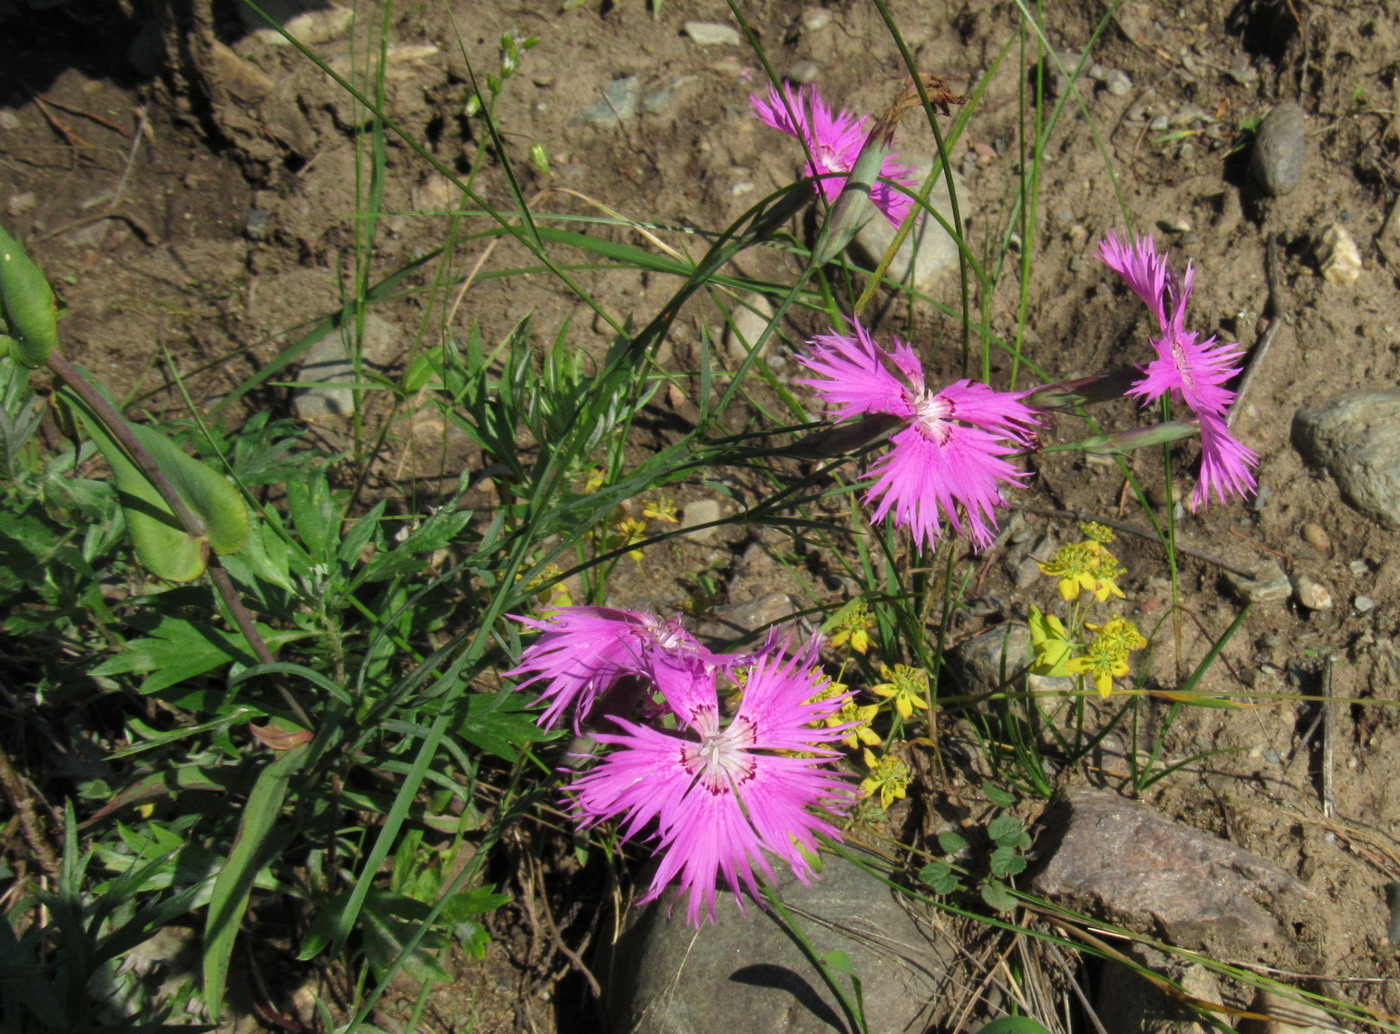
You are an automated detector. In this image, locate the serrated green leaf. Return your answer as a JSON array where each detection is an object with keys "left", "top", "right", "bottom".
[
  {"left": 936, "top": 830, "right": 969, "bottom": 855},
  {"left": 983, "top": 783, "right": 1017, "bottom": 807},
  {"left": 917, "top": 861, "right": 959, "bottom": 895},
  {"left": 979, "top": 880, "right": 1017, "bottom": 913},
  {"left": 987, "top": 814, "right": 1024, "bottom": 846},
  {"left": 360, "top": 890, "right": 449, "bottom": 985},
  {"left": 989, "top": 844, "right": 1023, "bottom": 878}
]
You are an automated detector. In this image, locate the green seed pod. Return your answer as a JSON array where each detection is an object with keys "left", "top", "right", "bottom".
[{"left": 0, "top": 223, "right": 59, "bottom": 368}]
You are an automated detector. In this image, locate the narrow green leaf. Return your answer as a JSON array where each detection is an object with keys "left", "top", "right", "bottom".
[
  {"left": 203, "top": 743, "right": 307, "bottom": 1020},
  {"left": 0, "top": 222, "right": 58, "bottom": 368},
  {"left": 977, "top": 1016, "right": 1053, "bottom": 1034}
]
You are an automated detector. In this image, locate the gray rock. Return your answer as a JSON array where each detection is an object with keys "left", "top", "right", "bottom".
[
  {"left": 244, "top": 207, "right": 271, "bottom": 241},
  {"left": 1293, "top": 389, "right": 1400, "bottom": 529},
  {"left": 1030, "top": 788, "right": 1311, "bottom": 952},
  {"left": 801, "top": 7, "right": 832, "bottom": 31},
  {"left": 786, "top": 59, "right": 820, "bottom": 85},
  {"left": 724, "top": 292, "right": 775, "bottom": 359},
  {"left": 1095, "top": 946, "right": 1221, "bottom": 1034},
  {"left": 948, "top": 624, "right": 1074, "bottom": 697},
  {"left": 642, "top": 75, "right": 699, "bottom": 115},
  {"left": 575, "top": 76, "right": 642, "bottom": 126},
  {"left": 693, "top": 592, "right": 807, "bottom": 648},
  {"left": 245, "top": 2, "right": 354, "bottom": 45},
  {"left": 683, "top": 21, "right": 741, "bottom": 47},
  {"left": 1355, "top": 595, "right": 1375, "bottom": 613},
  {"left": 1105, "top": 69, "right": 1133, "bottom": 96},
  {"left": 681, "top": 499, "right": 723, "bottom": 543},
  {"left": 1223, "top": 559, "right": 1291, "bottom": 603},
  {"left": 849, "top": 162, "right": 966, "bottom": 295},
  {"left": 0, "top": 110, "right": 19, "bottom": 131},
  {"left": 1251, "top": 101, "right": 1307, "bottom": 197},
  {"left": 294, "top": 314, "right": 397, "bottom": 420},
  {"left": 1240, "top": 988, "right": 1350, "bottom": 1034},
  {"left": 6, "top": 192, "right": 36, "bottom": 217},
  {"left": 603, "top": 852, "right": 948, "bottom": 1034}
]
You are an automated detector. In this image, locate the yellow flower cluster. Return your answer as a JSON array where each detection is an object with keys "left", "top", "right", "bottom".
[
  {"left": 870, "top": 664, "right": 930, "bottom": 720},
  {"left": 1038, "top": 536, "right": 1127, "bottom": 603},
  {"left": 860, "top": 749, "right": 909, "bottom": 809},
  {"left": 1067, "top": 618, "right": 1148, "bottom": 697},
  {"left": 826, "top": 599, "right": 875, "bottom": 654}
]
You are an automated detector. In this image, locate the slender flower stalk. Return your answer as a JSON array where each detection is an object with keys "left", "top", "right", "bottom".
[
  {"left": 567, "top": 646, "right": 854, "bottom": 925},
  {"left": 798, "top": 319, "right": 1042, "bottom": 550},
  {"left": 1098, "top": 233, "right": 1258, "bottom": 507}
]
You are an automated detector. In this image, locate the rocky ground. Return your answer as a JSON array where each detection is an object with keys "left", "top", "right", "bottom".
[{"left": 3, "top": 0, "right": 1400, "bottom": 1031}]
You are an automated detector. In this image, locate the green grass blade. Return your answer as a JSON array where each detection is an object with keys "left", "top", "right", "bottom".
[{"left": 203, "top": 742, "right": 308, "bottom": 1020}]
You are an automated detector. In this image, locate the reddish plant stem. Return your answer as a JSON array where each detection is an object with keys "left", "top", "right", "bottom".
[{"left": 46, "top": 350, "right": 311, "bottom": 728}]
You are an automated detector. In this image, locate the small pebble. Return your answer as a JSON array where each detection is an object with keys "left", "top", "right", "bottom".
[
  {"left": 1251, "top": 101, "right": 1307, "bottom": 197},
  {"left": 1149, "top": 113, "right": 1170, "bottom": 132},
  {"left": 786, "top": 59, "right": 819, "bottom": 84},
  {"left": 801, "top": 7, "right": 831, "bottom": 31},
  {"left": 0, "top": 110, "right": 20, "bottom": 131},
  {"left": 1350, "top": 559, "right": 1370, "bottom": 577},
  {"left": 6, "top": 192, "right": 36, "bottom": 217},
  {"left": 1355, "top": 595, "right": 1375, "bottom": 613},
  {"left": 245, "top": 207, "right": 271, "bottom": 241},
  {"left": 1301, "top": 522, "right": 1331, "bottom": 554},
  {"left": 1292, "top": 574, "right": 1334, "bottom": 612},
  {"left": 1159, "top": 217, "right": 1192, "bottom": 233},
  {"left": 683, "top": 21, "right": 742, "bottom": 47},
  {"left": 1105, "top": 69, "right": 1132, "bottom": 96},
  {"left": 1315, "top": 223, "right": 1362, "bottom": 285}
]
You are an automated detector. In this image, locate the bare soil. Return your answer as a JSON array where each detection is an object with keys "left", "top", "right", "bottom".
[{"left": 4, "top": 0, "right": 1400, "bottom": 1031}]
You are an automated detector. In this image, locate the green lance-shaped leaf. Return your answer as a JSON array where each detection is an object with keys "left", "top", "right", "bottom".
[
  {"left": 62, "top": 388, "right": 249, "bottom": 581},
  {"left": 0, "top": 222, "right": 59, "bottom": 368},
  {"left": 203, "top": 742, "right": 307, "bottom": 1021}
]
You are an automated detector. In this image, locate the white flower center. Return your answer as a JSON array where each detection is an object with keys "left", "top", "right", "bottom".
[
  {"left": 913, "top": 391, "right": 954, "bottom": 445},
  {"left": 815, "top": 143, "right": 849, "bottom": 176},
  {"left": 683, "top": 713, "right": 757, "bottom": 794}
]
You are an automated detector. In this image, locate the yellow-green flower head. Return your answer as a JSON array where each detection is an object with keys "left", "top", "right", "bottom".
[
  {"left": 859, "top": 748, "right": 909, "bottom": 810},
  {"left": 1079, "top": 521, "right": 1115, "bottom": 545},
  {"left": 1027, "top": 605, "right": 1075, "bottom": 678},
  {"left": 826, "top": 599, "right": 875, "bottom": 655},
  {"left": 1066, "top": 617, "right": 1146, "bottom": 697},
  {"left": 870, "top": 664, "right": 930, "bottom": 719},
  {"left": 826, "top": 699, "right": 882, "bottom": 749},
  {"left": 643, "top": 495, "right": 680, "bottom": 525},
  {"left": 1038, "top": 541, "right": 1127, "bottom": 603}
]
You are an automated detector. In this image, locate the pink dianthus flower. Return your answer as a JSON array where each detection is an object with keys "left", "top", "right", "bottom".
[
  {"left": 798, "top": 319, "right": 1042, "bottom": 551},
  {"left": 750, "top": 82, "right": 917, "bottom": 227},
  {"left": 567, "top": 645, "right": 853, "bottom": 925},
  {"left": 1098, "top": 233, "right": 1258, "bottom": 507},
  {"left": 504, "top": 607, "right": 718, "bottom": 731}
]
